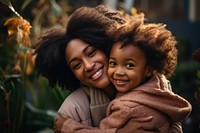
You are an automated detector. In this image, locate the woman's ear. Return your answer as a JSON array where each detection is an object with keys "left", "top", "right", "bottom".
[{"left": 145, "top": 66, "right": 153, "bottom": 77}]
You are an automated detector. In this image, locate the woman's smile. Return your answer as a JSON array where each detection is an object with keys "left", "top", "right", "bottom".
[{"left": 90, "top": 68, "right": 103, "bottom": 80}]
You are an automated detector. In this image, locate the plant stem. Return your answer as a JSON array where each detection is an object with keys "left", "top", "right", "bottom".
[{"left": 8, "top": 4, "right": 23, "bottom": 19}]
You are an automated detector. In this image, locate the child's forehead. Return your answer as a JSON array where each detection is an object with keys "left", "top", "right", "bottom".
[
  {"left": 111, "top": 42, "right": 143, "bottom": 55},
  {"left": 112, "top": 41, "right": 137, "bottom": 50}
]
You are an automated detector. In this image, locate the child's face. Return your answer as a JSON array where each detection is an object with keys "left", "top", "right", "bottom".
[{"left": 108, "top": 42, "right": 149, "bottom": 93}]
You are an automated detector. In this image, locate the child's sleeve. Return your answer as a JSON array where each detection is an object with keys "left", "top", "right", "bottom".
[
  {"left": 61, "top": 118, "right": 116, "bottom": 133},
  {"left": 100, "top": 100, "right": 132, "bottom": 129}
]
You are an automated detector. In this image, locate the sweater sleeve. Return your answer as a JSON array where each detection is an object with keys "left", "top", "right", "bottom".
[
  {"left": 100, "top": 100, "right": 132, "bottom": 129},
  {"left": 61, "top": 117, "right": 116, "bottom": 133}
]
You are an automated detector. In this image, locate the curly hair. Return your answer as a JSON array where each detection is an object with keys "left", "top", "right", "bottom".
[
  {"left": 110, "top": 13, "right": 178, "bottom": 78},
  {"left": 34, "top": 25, "right": 69, "bottom": 89},
  {"left": 34, "top": 5, "right": 126, "bottom": 91},
  {"left": 66, "top": 5, "right": 125, "bottom": 56}
]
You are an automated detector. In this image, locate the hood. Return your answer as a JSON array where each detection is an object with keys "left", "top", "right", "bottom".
[{"left": 119, "top": 75, "right": 192, "bottom": 122}]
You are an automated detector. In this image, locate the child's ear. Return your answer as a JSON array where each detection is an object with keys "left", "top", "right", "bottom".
[{"left": 145, "top": 66, "right": 153, "bottom": 77}]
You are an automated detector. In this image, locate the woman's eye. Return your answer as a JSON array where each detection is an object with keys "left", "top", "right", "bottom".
[
  {"left": 88, "top": 48, "right": 96, "bottom": 57},
  {"left": 72, "top": 62, "right": 81, "bottom": 70}
]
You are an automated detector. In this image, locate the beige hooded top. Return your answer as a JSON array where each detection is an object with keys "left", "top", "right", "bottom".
[{"left": 99, "top": 75, "right": 192, "bottom": 132}]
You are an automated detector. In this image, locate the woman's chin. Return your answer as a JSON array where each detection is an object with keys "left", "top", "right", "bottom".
[{"left": 95, "top": 78, "right": 110, "bottom": 89}]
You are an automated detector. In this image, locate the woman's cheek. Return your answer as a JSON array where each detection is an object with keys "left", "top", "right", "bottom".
[{"left": 72, "top": 69, "right": 84, "bottom": 81}]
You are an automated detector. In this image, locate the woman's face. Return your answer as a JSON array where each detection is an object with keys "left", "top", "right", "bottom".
[{"left": 65, "top": 38, "right": 110, "bottom": 89}]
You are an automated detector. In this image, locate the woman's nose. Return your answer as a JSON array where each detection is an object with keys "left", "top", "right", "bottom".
[{"left": 83, "top": 59, "right": 95, "bottom": 72}]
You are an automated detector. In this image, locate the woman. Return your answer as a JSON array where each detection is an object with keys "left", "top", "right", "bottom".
[{"left": 34, "top": 5, "right": 182, "bottom": 133}]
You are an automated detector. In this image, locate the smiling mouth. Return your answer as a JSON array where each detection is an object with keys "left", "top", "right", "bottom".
[
  {"left": 114, "top": 79, "right": 129, "bottom": 86},
  {"left": 91, "top": 69, "right": 103, "bottom": 80}
]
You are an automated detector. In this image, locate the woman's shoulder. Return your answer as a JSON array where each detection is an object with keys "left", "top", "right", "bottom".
[
  {"left": 61, "top": 87, "right": 89, "bottom": 107},
  {"left": 57, "top": 88, "right": 90, "bottom": 116},
  {"left": 57, "top": 87, "right": 92, "bottom": 124}
]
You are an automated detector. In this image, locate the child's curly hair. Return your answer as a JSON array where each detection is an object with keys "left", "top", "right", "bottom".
[{"left": 109, "top": 13, "right": 178, "bottom": 78}]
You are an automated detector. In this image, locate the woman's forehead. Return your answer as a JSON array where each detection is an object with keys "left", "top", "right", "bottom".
[{"left": 65, "top": 39, "right": 89, "bottom": 61}]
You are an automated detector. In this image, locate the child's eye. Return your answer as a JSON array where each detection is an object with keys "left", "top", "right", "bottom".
[
  {"left": 126, "top": 63, "right": 134, "bottom": 68},
  {"left": 109, "top": 61, "right": 116, "bottom": 67}
]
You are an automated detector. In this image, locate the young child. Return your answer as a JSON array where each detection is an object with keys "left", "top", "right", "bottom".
[{"left": 99, "top": 14, "right": 192, "bottom": 132}]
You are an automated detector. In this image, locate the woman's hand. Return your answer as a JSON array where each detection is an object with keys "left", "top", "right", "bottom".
[
  {"left": 170, "top": 122, "right": 183, "bottom": 133},
  {"left": 54, "top": 114, "right": 69, "bottom": 133},
  {"left": 117, "top": 116, "right": 159, "bottom": 133}
]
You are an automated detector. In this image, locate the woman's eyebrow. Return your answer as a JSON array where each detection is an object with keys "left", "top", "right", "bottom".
[
  {"left": 68, "top": 57, "right": 78, "bottom": 66},
  {"left": 68, "top": 45, "right": 91, "bottom": 66},
  {"left": 83, "top": 45, "right": 91, "bottom": 52}
]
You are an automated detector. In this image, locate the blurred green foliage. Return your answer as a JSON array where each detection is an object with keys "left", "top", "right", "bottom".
[{"left": 0, "top": 0, "right": 71, "bottom": 132}]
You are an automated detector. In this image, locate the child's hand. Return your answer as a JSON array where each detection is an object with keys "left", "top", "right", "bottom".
[{"left": 54, "top": 114, "right": 69, "bottom": 133}]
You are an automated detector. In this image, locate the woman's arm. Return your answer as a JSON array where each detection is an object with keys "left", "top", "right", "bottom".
[
  {"left": 54, "top": 115, "right": 116, "bottom": 133},
  {"left": 54, "top": 115, "right": 156, "bottom": 133},
  {"left": 170, "top": 122, "right": 183, "bottom": 133}
]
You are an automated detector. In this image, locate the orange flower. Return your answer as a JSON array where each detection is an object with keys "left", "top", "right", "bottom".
[
  {"left": 131, "top": 7, "right": 137, "bottom": 16},
  {"left": 4, "top": 17, "right": 32, "bottom": 47},
  {"left": 14, "top": 50, "right": 35, "bottom": 75},
  {"left": 118, "top": 7, "right": 138, "bottom": 22}
]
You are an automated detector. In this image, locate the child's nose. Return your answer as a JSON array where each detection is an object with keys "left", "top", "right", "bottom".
[{"left": 115, "top": 67, "right": 125, "bottom": 76}]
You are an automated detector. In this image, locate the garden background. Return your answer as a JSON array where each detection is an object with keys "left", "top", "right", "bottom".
[{"left": 0, "top": 0, "right": 200, "bottom": 133}]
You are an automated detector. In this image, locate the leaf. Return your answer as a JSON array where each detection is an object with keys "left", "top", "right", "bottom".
[
  {"left": 16, "top": 28, "right": 23, "bottom": 44},
  {"left": 4, "top": 17, "right": 32, "bottom": 47},
  {"left": 21, "top": 0, "right": 32, "bottom": 11},
  {"left": 25, "top": 102, "right": 56, "bottom": 118},
  {"left": 197, "top": 70, "right": 200, "bottom": 80},
  {"left": 0, "top": 0, "right": 11, "bottom": 6},
  {"left": 50, "top": 0, "right": 62, "bottom": 17},
  {"left": 2, "top": 75, "right": 24, "bottom": 133}
]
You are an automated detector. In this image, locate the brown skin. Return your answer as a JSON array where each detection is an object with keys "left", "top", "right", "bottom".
[
  {"left": 54, "top": 114, "right": 66, "bottom": 133},
  {"left": 108, "top": 42, "right": 152, "bottom": 93},
  {"left": 66, "top": 38, "right": 113, "bottom": 94}
]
